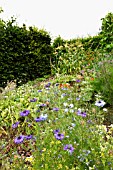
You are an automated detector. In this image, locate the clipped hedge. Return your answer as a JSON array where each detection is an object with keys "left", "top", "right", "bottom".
[
  {"left": 0, "top": 18, "right": 53, "bottom": 88},
  {"left": 67, "top": 34, "right": 103, "bottom": 51}
]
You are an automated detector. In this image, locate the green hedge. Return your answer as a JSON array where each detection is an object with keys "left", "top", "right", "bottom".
[
  {"left": 52, "top": 12, "right": 113, "bottom": 52},
  {"left": 0, "top": 18, "right": 53, "bottom": 88}
]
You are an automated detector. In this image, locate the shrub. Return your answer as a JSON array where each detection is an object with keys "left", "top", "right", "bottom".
[
  {"left": 0, "top": 18, "right": 53, "bottom": 88},
  {"left": 99, "top": 12, "right": 113, "bottom": 52},
  {"left": 91, "top": 59, "right": 113, "bottom": 106}
]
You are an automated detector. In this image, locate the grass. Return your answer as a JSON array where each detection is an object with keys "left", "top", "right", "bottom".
[{"left": 0, "top": 46, "right": 113, "bottom": 169}]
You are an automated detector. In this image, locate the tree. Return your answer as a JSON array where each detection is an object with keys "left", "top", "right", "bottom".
[{"left": 99, "top": 12, "right": 113, "bottom": 51}]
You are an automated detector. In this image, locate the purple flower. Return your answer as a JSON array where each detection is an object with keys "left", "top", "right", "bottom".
[
  {"left": 76, "top": 79, "right": 81, "bottom": 83},
  {"left": 14, "top": 135, "right": 24, "bottom": 144},
  {"left": 53, "top": 129, "right": 60, "bottom": 134},
  {"left": 12, "top": 121, "right": 20, "bottom": 129},
  {"left": 54, "top": 133, "right": 64, "bottom": 140},
  {"left": 45, "top": 82, "right": 51, "bottom": 88},
  {"left": 34, "top": 117, "right": 43, "bottom": 122},
  {"left": 95, "top": 100, "right": 106, "bottom": 107},
  {"left": 20, "top": 110, "right": 30, "bottom": 116},
  {"left": 30, "top": 98, "right": 37, "bottom": 102},
  {"left": 87, "top": 120, "right": 92, "bottom": 124},
  {"left": 34, "top": 114, "right": 47, "bottom": 122},
  {"left": 53, "top": 107, "right": 59, "bottom": 111},
  {"left": 55, "top": 83, "right": 59, "bottom": 86},
  {"left": 64, "top": 144, "right": 74, "bottom": 154},
  {"left": 39, "top": 103, "right": 46, "bottom": 107},
  {"left": 40, "top": 114, "right": 48, "bottom": 121},
  {"left": 36, "top": 110, "right": 40, "bottom": 112},
  {"left": 24, "top": 135, "right": 33, "bottom": 140},
  {"left": 77, "top": 109, "right": 87, "bottom": 117},
  {"left": 61, "top": 93, "right": 67, "bottom": 97},
  {"left": 38, "top": 90, "right": 42, "bottom": 92},
  {"left": 80, "top": 112, "right": 87, "bottom": 117},
  {"left": 76, "top": 97, "right": 80, "bottom": 101}
]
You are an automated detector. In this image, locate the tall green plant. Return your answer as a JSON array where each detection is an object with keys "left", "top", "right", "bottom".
[
  {"left": 99, "top": 12, "right": 113, "bottom": 51},
  {"left": 91, "top": 60, "right": 113, "bottom": 106}
]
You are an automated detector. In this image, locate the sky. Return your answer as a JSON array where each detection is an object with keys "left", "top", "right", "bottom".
[{"left": 0, "top": 0, "right": 113, "bottom": 40}]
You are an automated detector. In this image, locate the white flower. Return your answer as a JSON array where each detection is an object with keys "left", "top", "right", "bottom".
[
  {"left": 71, "top": 123, "right": 76, "bottom": 127},
  {"left": 40, "top": 114, "right": 48, "bottom": 121},
  {"left": 103, "top": 108, "right": 107, "bottom": 112},
  {"left": 64, "top": 108, "right": 69, "bottom": 112},
  {"left": 108, "top": 124, "right": 113, "bottom": 128},
  {"left": 63, "top": 102, "right": 68, "bottom": 107},
  {"left": 69, "top": 104, "right": 74, "bottom": 108},
  {"left": 77, "top": 108, "right": 82, "bottom": 112},
  {"left": 95, "top": 100, "right": 106, "bottom": 107},
  {"left": 70, "top": 109, "right": 74, "bottom": 113},
  {"left": 68, "top": 98, "right": 72, "bottom": 100}
]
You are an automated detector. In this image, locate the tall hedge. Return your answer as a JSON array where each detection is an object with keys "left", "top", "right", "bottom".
[{"left": 0, "top": 17, "right": 53, "bottom": 88}]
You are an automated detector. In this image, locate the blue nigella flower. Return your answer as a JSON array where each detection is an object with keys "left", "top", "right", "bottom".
[
  {"left": 14, "top": 135, "right": 25, "bottom": 144},
  {"left": 39, "top": 103, "right": 46, "bottom": 107},
  {"left": 53, "top": 107, "right": 59, "bottom": 111},
  {"left": 64, "top": 144, "right": 74, "bottom": 154},
  {"left": 34, "top": 117, "right": 43, "bottom": 122},
  {"left": 40, "top": 114, "right": 48, "bottom": 121},
  {"left": 20, "top": 110, "right": 30, "bottom": 116},
  {"left": 36, "top": 110, "right": 40, "bottom": 112},
  {"left": 12, "top": 121, "right": 20, "bottom": 129},
  {"left": 34, "top": 114, "right": 47, "bottom": 122},
  {"left": 53, "top": 129, "right": 60, "bottom": 134},
  {"left": 76, "top": 79, "right": 81, "bottom": 83},
  {"left": 55, "top": 83, "right": 59, "bottom": 86},
  {"left": 77, "top": 109, "right": 87, "bottom": 117},
  {"left": 54, "top": 133, "right": 64, "bottom": 140},
  {"left": 45, "top": 82, "right": 51, "bottom": 88},
  {"left": 76, "top": 97, "right": 80, "bottom": 101},
  {"left": 38, "top": 90, "right": 42, "bottom": 92},
  {"left": 24, "top": 135, "right": 33, "bottom": 140},
  {"left": 61, "top": 93, "right": 67, "bottom": 98},
  {"left": 30, "top": 98, "right": 37, "bottom": 102},
  {"left": 95, "top": 100, "right": 106, "bottom": 107}
]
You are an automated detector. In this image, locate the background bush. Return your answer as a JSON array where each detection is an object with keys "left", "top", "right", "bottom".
[
  {"left": 0, "top": 17, "right": 53, "bottom": 88},
  {"left": 99, "top": 12, "right": 113, "bottom": 52},
  {"left": 1, "top": 11, "right": 113, "bottom": 88}
]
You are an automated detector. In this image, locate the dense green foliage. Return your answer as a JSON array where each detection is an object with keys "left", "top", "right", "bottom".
[
  {"left": 91, "top": 59, "right": 113, "bottom": 106},
  {"left": 99, "top": 12, "right": 113, "bottom": 51},
  {"left": 0, "top": 10, "right": 113, "bottom": 169},
  {"left": 0, "top": 11, "right": 113, "bottom": 88},
  {"left": 52, "top": 12, "right": 113, "bottom": 52},
  {"left": 0, "top": 18, "right": 53, "bottom": 88}
]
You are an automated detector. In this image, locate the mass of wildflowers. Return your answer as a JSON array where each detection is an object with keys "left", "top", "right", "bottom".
[{"left": 1, "top": 55, "right": 113, "bottom": 169}]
